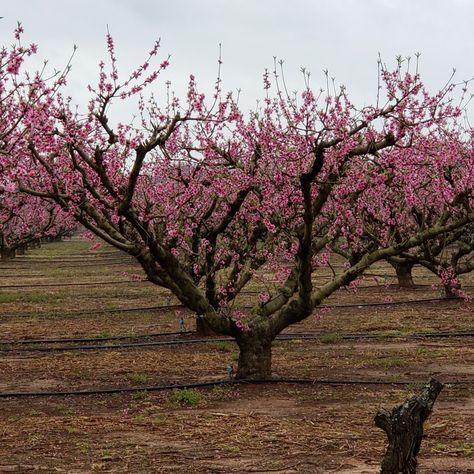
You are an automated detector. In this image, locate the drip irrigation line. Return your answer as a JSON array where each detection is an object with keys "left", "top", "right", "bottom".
[
  {"left": 2, "top": 329, "right": 473, "bottom": 353},
  {"left": 0, "top": 279, "right": 148, "bottom": 289},
  {"left": 0, "top": 330, "right": 195, "bottom": 345},
  {"left": 241, "top": 284, "right": 472, "bottom": 292},
  {"left": 319, "top": 297, "right": 459, "bottom": 308},
  {"left": 15, "top": 251, "right": 122, "bottom": 259},
  {"left": 57, "top": 261, "right": 138, "bottom": 268},
  {"left": 0, "top": 274, "right": 46, "bottom": 278},
  {"left": 0, "top": 296, "right": 464, "bottom": 320},
  {"left": 0, "top": 337, "right": 232, "bottom": 353},
  {"left": 0, "top": 303, "right": 183, "bottom": 319},
  {"left": 2, "top": 280, "right": 471, "bottom": 292},
  {"left": 0, "top": 260, "right": 137, "bottom": 269},
  {"left": 13, "top": 256, "right": 129, "bottom": 263},
  {"left": 278, "top": 330, "right": 474, "bottom": 340},
  {"left": 0, "top": 377, "right": 472, "bottom": 399}
]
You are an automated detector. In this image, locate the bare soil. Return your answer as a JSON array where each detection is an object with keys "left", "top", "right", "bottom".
[{"left": 0, "top": 239, "right": 473, "bottom": 473}]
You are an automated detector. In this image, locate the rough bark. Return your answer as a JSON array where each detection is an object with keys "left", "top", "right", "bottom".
[
  {"left": 442, "top": 283, "right": 461, "bottom": 299},
  {"left": 375, "top": 378, "right": 444, "bottom": 474},
  {"left": 1, "top": 248, "right": 16, "bottom": 260},
  {"left": 235, "top": 332, "right": 273, "bottom": 379},
  {"left": 28, "top": 239, "right": 41, "bottom": 249},
  {"left": 195, "top": 316, "right": 215, "bottom": 337},
  {"left": 16, "top": 245, "right": 26, "bottom": 255},
  {"left": 391, "top": 261, "right": 415, "bottom": 288}
]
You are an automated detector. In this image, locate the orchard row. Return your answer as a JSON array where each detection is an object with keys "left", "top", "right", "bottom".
[{"left": 0, "top": 26, "right": 473, "bottom": 378}]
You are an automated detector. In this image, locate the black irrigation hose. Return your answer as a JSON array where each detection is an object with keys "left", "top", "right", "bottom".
[
  {"left": 277, "top": 330, "right": 474, "bottom": 340},
  {"left": 1, "top": 280, "right": 471, "bottom": 292},
  {"left": 0, "top": 279, "right": 148, "bottom": 289},
  {"left": 319, "top": 296, "right": 464, "bottom": 308},
  {"left": 0, "top": 337, "right": 232, "bottom": 353},
  {"left": 0, "top": 303, "right": 183, "bottom": 319},
  {"left": 0, "top": 377, "right": 472, "bottom": 399},
  {"left": 0, "top": 330, "right": 195, "bottom": 345},
  {"left": 0, "top": 296, "right": 465, "bottom": 320},
  {"left": 57, "top": 261, "right": 138, "bottom": 268},
  {"left": 0, "top": 274, "right": 46, "bottom": 278},
  {"left": 226, "top": 284, "right": 474, "bottom": 292},
  {"left": 15, "top": 252, "right": 122, "bottom": 259},
  {"left": 13, "top": 256, "right": 129, "bottom": 263},
  {"left": 2, "top": 329, "right": 473, "bottom": 353},
  {"left": 0, "top": 260, "right": 137, "bottom": 270}
]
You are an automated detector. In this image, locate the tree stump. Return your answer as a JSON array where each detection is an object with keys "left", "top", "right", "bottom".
[{"left": 374, "top": 378, "right": 444, "bottom": 474}]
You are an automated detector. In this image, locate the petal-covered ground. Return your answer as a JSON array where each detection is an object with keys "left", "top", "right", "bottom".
[{"left": 0, "top": 238, "right": 473, "bottom": 472}]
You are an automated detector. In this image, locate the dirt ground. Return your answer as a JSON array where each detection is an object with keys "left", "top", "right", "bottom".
[{"left": 0, "top": 239, "right": 473, "bottom": 473}]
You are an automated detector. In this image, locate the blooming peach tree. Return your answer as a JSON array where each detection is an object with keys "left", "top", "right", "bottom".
[
  {"left": 332, "top": 128, "right": 474, "bottom": 292},
  {"left": 0, "top": 191, "right": 75, "bottom": 259},
  {"left": 14, "top": 38, "right": 474, "bottom": 378},
  {"left": 0, "top": 25, "right": 75, "bottom": 258}
]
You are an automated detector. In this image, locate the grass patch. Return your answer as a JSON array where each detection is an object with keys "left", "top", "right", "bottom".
[
  {"left": 65, "top": 426, "right": 81, "bottom": 434},
  {"left": 0, "top": 291, "right": 65, "bottom": 304},
  {"left": 406, "top": 382, "right": 426, "bottom": 391},
  {"left": 127, "top": 372, "right": 149, "bottom": 384},
  {"left": 374, "top": 356, "right": 404, "bottom": 368},
  {"left": 207, "top": 341, "right": 232, "bottom": 352},
  {"left": 171, "top": 388, "right": 202, "bottom": 407},
  {"left": 319, "top": 332, "right": 342, "bottom": 344},
  {"left": 131, "top": 390, "right": 149, "bottom": 401}
]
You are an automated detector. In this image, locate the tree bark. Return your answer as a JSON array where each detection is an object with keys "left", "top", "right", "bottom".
[
  {"left": 235, "top": 333, "right": 272, "bottom": 379},
  {"left": 16, "top": 245, "right": 26, "bottom": 255},
  {"left": 375, "top": 378, "right": 444, "bottom": 474},
  {"left": 391, "top": 261, "right": 415, "bottom": 288},
  {"left": 28, "top": 239, "right": 40, "bottom": 249},
  {"left": 195, "top": 315, "right": 215, "bottom": 337},
  {"left": 1, "top": 248, "right": 16, "bottom": 260},
  {"left": 442, "top": 283, "right": 461, "bottom": 299}
]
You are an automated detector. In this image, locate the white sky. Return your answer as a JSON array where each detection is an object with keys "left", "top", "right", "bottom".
[{"left": 1, "top": 0, "right": 473, "bottom": 120}]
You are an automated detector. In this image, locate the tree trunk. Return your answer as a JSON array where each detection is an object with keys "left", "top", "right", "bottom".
[
  {"left": 235, "top": 333, "right": 273, "bottom": 379},
  {"left": 1, "top": 248, "right": 16, "bottom": 260},
  {"left": 28, "top": 240, "right": 40, "bottom": 249},
  {"left": 442, "top": 283, "right": 461, "bottom": 299},
  {"left": 375, "top": 378, "right": 444, "bottom": 474},
  {"left": 195, "top": 315, "right": 215, "bottom": 336},
  {"left": 392, "top": 261, "right": 415, "bottom": 288},
  {"left": 16, "top": 245, "right": 26, "bottom": 255}
]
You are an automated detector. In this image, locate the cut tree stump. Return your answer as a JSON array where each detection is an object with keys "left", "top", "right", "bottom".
[{"left": 374, "top": 378, "right": 444, "bottom": 474}]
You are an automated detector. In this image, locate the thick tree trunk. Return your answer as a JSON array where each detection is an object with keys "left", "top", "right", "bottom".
[
  {"left": 235, "top": 333, "right": 272, "bottom": 379},
  {"left": 375, "top": 378, "right": 443, "bottom": 474},
  {"left": 392, "top": 261, "right": 415, "bottom": 288},
  {"left": 195, "top": 316, "right": 215, "bottom": 336}
]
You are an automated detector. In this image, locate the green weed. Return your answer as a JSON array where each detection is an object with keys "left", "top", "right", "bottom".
[
  {"left": 208, "top": 341, "right": 232, "bottom": 352},
  {"left": 127, "top": 372, "right": 149, "bottom": 384},
  {"left": 171, "top": 388, "right": 202, "bottom": 407},
  {"left": 319, "top": 332, "right": 342, "bottom": 344}
]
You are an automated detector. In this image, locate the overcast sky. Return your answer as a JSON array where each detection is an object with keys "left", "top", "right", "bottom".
[{"left": 1, "top": 0, "right": 473, "bottom": 119}]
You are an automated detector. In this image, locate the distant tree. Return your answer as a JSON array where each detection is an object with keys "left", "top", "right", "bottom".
[
  {"left": 388, "top": 224, "right": 474, "bottom": 298},
  {"left": 0, "top": 24, "right": 74, "bottom": 259},
  {"left": 332, "top": 132, "right": 474, "bottom": 292},
  {"left": 0, "top": 192, "right": 75, "bottom": 259}
]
